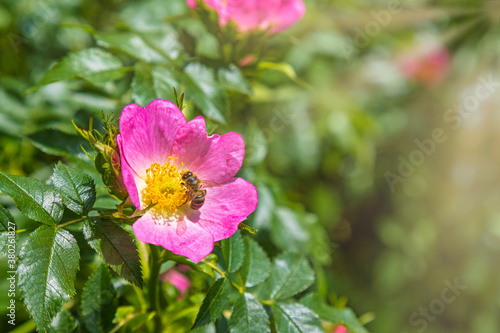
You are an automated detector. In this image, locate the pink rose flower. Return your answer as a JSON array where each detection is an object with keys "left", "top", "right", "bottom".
[
  {"left": 187, "top": 0, "right": 305, "bottom": 33},
  {"left": 117, "top": 99, "right": 258, "bottom": 262},
  {"left": 397, "top": 44, "right": 451, "bottom": 88},
  {"left": 161, "top": 267, "right": 191, "bottom": 295}
]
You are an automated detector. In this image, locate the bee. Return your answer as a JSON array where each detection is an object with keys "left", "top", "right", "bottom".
[{"left": 181, "top": 171, "right": 207, "bottom": 210}]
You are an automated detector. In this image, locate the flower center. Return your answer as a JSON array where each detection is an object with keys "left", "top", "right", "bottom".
[{"left": 142, "top": 157, "right": 189, "bottom": 213}]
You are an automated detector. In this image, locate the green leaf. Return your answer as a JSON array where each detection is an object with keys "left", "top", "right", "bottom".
[
  {"left": 28, "top": 129, "right": 91, "bottom": 158},
  {"left": 83, "top": 218, "right": 143, "bottom": 287},
  {"left": 244, "top": 122, "right": 268, "bottom": 167},
  {"left": 0, "top": 205, "right": 14, "bottom": 232},
  {"left": 52, "top": 162, "right": 96, "bottom": 215},
  {"left": 221, "top": 230, "right": 244, "bottom": 273},
  {"left": 192, "top": 278, "right": 231, "bottom": 330},
  {"left": 18, "top": 226, "right": 80, "bottom": 331},
  {"left": 271, "top": 207, "right": 332, "bottom": 265},
  {"left": 257, "top": 61, "right": 311, "bottom": 89},
  {"left": 300, "top": 293, "right": 369, "bottom": 333},
  {"left": 271, "top": 207, "right": 308, "bottom": 253},
  {"left": 0, "top": 204, "right": 15, "bottom": 255},
  {"left": 240, "top": 238, "right": 271, "bottom": 288},
  {"left": 271, "top": 303, "right": 323, "bottom": 333},
  {"left": 48, "top": 310, "right": 78, "bottom": 333},
  {"left": 126, "top": 312, "right": 156, "bottom": 331},
  {"left": 30, "top": 48, "right": 127, "bottom": 91},
  {"left": 0, "top": 170, "right": 64, "bottom": 225},
  {"left": 131, "top": 62, "right": 178, "bottom": 106},
  {"left": 229, "top": 293, "right": 270, "bottom": 333},
  {"left": 218, "top": 64, "right": 252, "bottom": 95},
  {"left": 95, "top": 30, "right": 181, "bottom": 62},
  {"left": 182, "top": 62, "right": 229, "bottom": 124},
  {"left": 82, "top": 264, "right": 117, "bottom": 333},
  {"left": 259, "top": 253, "right": 314, "bottom": 301},
  {"left": 252, "top": 184, "right": 274, "bottom": 229}
]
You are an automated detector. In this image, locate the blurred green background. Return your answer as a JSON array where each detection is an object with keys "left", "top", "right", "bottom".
[{"left": 1, "top": 0, "right": 500, "bottom": 332}]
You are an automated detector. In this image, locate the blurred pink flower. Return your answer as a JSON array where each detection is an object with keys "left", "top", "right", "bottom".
[
  {"left": 187, "top": 0, "right": 305, "bottom": 33},
  {"left": 398, "top": 44, "right": 451, "bottom": 88},
  {"left": 331, "top": 325, "right": 348, "bottom": 333},
  {"left": 238, "top": 54, "right": 256, "bottom": 66},
  {"left": 117, "top": 99, "right": 258, "bottom": 262},
  {"left": 161, "top": 268, "right": 191, "bottom": 295}
]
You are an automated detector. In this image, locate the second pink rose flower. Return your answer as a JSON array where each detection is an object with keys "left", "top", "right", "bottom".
[{"left": 187, "top": 0, "right": 306, "bottom": 33}]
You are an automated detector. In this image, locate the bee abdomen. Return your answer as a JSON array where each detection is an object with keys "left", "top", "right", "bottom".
[{"left": 190, "top": 190, "right": 206, "bottom": 210}]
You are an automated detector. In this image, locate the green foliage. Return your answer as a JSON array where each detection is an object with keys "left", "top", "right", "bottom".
[
  {"left": 0, "top": 170, "right": 64, "bottom": 226},
  {"left": 30, "top": 48, "right": 127, "bottom": 91},
  {"left": 271, "top": 207, "right": 331, "bottom": 265},
  {"left": 83, "top": 218, "right": 143, "bottom": 287},
  {"left": 229, "top": 293, "right": 270, "bottom": 333},
  {"left": 182, "top": 62, "right": 229, "bottom": 124},
  {"left": 28, "top": 130, "right": 90, "bottom": 159},
  {"left": 240, "top": 237, "right": 271, "bottom": 288},
  {"left": 301, "top": 293, "right": 369, "bottom": 333},
  {"left": 18, "top": 226, "right": 80, "bottom": 331},
  {"left": 132, "top": 62, "right": 178, "bottom": 106},
  {"left": 0, "top": 0, "right": 393, "bottom": 332},
  {"left": 192, "top": 278, "right": 231, "bottom": 330},
  {"left": 221, "top": 230, "right": 244, "bottom": 273},
  {"left": 271, "top": 303, "right": 323, "bottom": 333},
  {"left": 95, "top": 29, "right": 182, "bottom": 62},
  {"left": 218, "top": 64, "right": 252, "bottom": 95},
  {"left": 48, "top": 310, "right": 78, "bottom": 333},
  {"left": 0, "top": 204, "right": 15, "bottom": 254},
  {"left": 52, "top": 162, "right": 96, "bottom": 215},
  {"left": 259, "top": 253, "right": 315, "bottom": 301},
  {"left": 81, "top": 264, "right": 118, "bottom": 333}
]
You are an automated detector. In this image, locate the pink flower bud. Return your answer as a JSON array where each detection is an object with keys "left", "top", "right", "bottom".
[
  {"left": 331, "top": 324, "right": 348, "bottom": 333},
  {"left": 161, "top": 268, "right": 191, "bottom": 296}
]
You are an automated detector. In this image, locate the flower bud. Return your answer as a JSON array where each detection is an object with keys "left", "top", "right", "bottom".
[{"left": 72, "top": 113, "right": 129, "bottom": 201}]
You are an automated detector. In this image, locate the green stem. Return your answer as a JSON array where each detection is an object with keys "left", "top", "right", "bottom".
[
  {"left": 256, "top": 297, "right": 274, "bottom": 306},
  {"left": 148, "top": 245, "right": 162, "bottom": 333},
  {"left": 203, "top": 260, "right": 245, "bottom": 294},
  {"left": 56, "top": 217, "right": 87, "bottom": 228}
]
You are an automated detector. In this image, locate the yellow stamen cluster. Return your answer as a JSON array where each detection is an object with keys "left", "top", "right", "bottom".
[{"left": 142, "top": 157, "right": 188, "bottom": 213}]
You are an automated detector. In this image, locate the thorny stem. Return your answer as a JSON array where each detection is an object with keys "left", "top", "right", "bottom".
[{"left": 149, "top": 245, "right": 163, "bottom": 333}]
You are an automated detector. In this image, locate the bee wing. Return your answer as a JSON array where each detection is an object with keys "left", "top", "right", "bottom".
[{"left": 200, "top": 180, "right": 224, "bottom": 188}]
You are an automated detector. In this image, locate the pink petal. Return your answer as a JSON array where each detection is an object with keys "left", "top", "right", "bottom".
[
  {"left": 117, "top": 134, "right": 141, "bottom": 209},
  {"left": 184, "top": 129, "right": 245, "bottom": 184},
  {"left": 332, "top": 325, "right": 348, "bottom": 333},
  {"left": 269, "top": 0, "right": 305, "bottom": 33},
  {"left": 206, "top": 0, "right": 231, "bottom": 26},
  {"left": 185, "top": 177, "right": 258, "bottom": 241},
  {"left": 119, "top": 99, "right": 187, "bottom": 179},
  {"left": 161, "top": 268, "right": 191, "bottom": 294},
  {"left": 171, "top": 116, "right": 212, "bottom": 168},
  {"left": 227, "top": 0, "right": 268, "bottom": 32},
  {"left": 186, "top": 0, "right": 197, "bottom": 9},
  {"left": 132, "top": 213, "right": 214, "bottom": 262}
]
